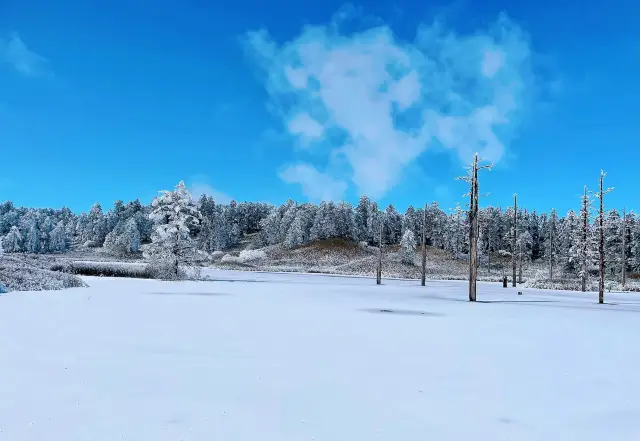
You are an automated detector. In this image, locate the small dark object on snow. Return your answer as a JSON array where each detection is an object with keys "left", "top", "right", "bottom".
[
  {"left": 503, "top": 276, "right": 508, "bottom": 288},
  {"left": 518, "top": 291, "right": 523, "bottom": 295}
]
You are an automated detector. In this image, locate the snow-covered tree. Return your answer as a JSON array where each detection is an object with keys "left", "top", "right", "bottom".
[
  {"left": 25, "top": 223, "right": 41, "bottom": 253},
  {"left": 145, "top": 181, "right": 202, "bottom": 279},
  {"left": 399, "top": 229, "right": 416, "bottom": 265},
  {"left": 260, "top": 209, "right": 281, "bottom": 246},
  {"left": 354, "top": 196, "right": 371, "bottom": 242},
  {"left": 3, "top": 226, "right": 23, "bottom": 253},
  {"left": 104, "top": 218, "right": 141, "bottom": 256},
  {"left": 48, "top": 221, "right": 68, "bottom": 252}
]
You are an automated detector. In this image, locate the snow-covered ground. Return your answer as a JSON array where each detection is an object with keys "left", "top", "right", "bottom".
[{"left": 1, "top": 271, "right": 640, "bottom": 441}]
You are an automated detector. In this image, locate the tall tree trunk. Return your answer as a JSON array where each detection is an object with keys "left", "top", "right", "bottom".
[
  {"left": 469, "top": 155, "right": 479, "bottom": 302},
  {"left": 421, "top": 204, "right": 427, "bottom": 286},
  {"left": 512, "top": 194, "right": 517, "bottom": 287},
  {"left": 622, "top": 207, "right": 627, "bottom": 288},
  {"left": 581, "top": 186, "right": 588, "bottom": 292},
  {"left": 376, "top": 218, "right": 383, "bottom": 285},
  {"left": 598, "top": 174, "right": 605, "bottom": 304},
  {"left": 549, "top": 226, "right": 554, "bottom": 282}
]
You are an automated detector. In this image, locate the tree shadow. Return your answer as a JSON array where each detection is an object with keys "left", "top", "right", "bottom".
[
  {"left": 146, "top": 292, "right": 231, "bottom": 297},
  {"left": 359, "top": 308, "right": 445, "bottom": 317}
]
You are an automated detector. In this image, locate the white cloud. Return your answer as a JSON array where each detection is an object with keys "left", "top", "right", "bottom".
[
  {"left": 0, "top": 32, "right": 50, "bottom": 77},
  {"left": 189, "top": 180, "right": 232, "bottom": 204},
  {"left": 244, "top": 10, "right": 536, "bottom": 199},
  {"left": 287, "top": 112, "right": 325, "bottom": 145},
  {"left": 279, "top": 163, "right": 347, "bottom": 202},
  {"left": 482, "top": 48, "right": 505, "bottom": 78}
]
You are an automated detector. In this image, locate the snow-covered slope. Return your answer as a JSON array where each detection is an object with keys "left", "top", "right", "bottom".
[{"left": 1, "top": 272, "right": 639, "bottom": 440}]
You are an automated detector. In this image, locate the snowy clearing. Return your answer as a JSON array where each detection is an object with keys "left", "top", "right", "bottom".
[{"left": 1, "top": 271, "right": 640, "bottom": 441}]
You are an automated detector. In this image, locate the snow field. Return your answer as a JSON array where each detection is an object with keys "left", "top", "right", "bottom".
[{"left": 1, "top": 271, "right": 640, "bottom": 440}]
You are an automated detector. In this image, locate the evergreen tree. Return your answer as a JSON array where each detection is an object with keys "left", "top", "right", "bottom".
[
  {"left": 399, "top": 229, "right": 416, "bottom": 264},
  {"left": 354, "top": 196, "right": 371, "bottom": 242},
  {"left": 145, "top": 181, "right": 202, "bottom": 279},
  {"left": 48, "top": 221, "right": 68, "bottom": 252},
  {"left": 3, "top": 226, "right": 23, "bottom": 253}
]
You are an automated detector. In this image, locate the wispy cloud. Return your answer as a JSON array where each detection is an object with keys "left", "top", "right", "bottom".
[
  {"left": 243, "top": 9, "right": 538, "bottom": 200},
  {"left": 188, "top": 176, "right": 232, "bottom": 203},
  {"left": 0, "top": 32, "right": 50, "bottom": 77},
  {"left": 279, "top": 163, "right": 348, "bottom": 202}
]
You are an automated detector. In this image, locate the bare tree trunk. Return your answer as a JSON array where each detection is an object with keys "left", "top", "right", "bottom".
[
  {"left": 376, "top": 218, "right": 383, "bottom": 285},
  {"left": 581, "top": 186, "right": 588, "bottom": 292},
  {"left": 512, "top": 194, "right": 517, "bottom": 287},
  {"left": 421, "top": 204, "right": 427, "bottom": 286},
  {"left": 622, "top": 207, "right": 627, "bottom": 288},
  {"left": 469, "top": 155, "right": 479, "bottom": 302},
  {"left": 549, "top": 226, "right": 554, "bottom": 282},
  {"left": 598, "top": 174, "right": 605, "bottom": 304}
]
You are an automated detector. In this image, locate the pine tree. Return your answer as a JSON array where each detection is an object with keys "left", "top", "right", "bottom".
[
  {"left": 569, "top": 186, "right": 594, "bottom": 291},
  {"left": 48, "top": 221, "right": 68, "bottom": 252},
  {"left": 284, "top": 212, "right": 306, "bottom": 249},
  {"left": 260, "top": 209, "right": 281, "bottom": 246},
  {"left": 145, "top": 181, "right": 202, "bottom": 279},
  {"left": 354, "top": 196, "right": 370, "bottom": 242},
  {"left": 3, "top": 226, "right": 23, "bottom": 253},
  {"left": 399, "top": 229, "right": 416, "bottom": 265}
]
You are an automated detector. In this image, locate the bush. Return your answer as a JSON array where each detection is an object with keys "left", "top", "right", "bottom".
[
  {"left": 60, "top": 261, "right": 153, "bottom": 279},
  {"left": 238, "top": 249, "right": 267, "bottom": 262},
  {"left": 221, "top": 254, "right": 241, "bottom": 264},
  {"left": 211, "top": 251, "right": 225, "bottom": 261},
  {"left": 1, "top": 256, "right": 87, "bottom": 291}
]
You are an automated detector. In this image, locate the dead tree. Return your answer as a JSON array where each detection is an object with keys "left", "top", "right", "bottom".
[
  {"left": 549, "top": 221, "right": 554, "bottom": 282},
  {"left": 622, "top": 207, "right": 627, "bottom": 288},
  {"left": 595, "top": 171, "right": 613, "bottom": 304},
  {"left": 376, "top": 213, "right": 384, "bottom": 285},
  {"left": 512, "top": 194, "right": 517, "bottom": 287},
  {"left": 458, "top": 153, "right": 493, "bottom": 302},
  {"left": 421, "top": 203, "right": 427, "bottom": 286}
]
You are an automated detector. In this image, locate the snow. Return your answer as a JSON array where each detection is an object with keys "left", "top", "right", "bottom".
[{"left": 1, "top": 271, "right": 640, "bottom": 440}]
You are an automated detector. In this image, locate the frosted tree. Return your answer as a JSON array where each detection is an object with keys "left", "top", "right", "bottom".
[
  {"left": 399, "top": 229, "right": 416, "bottom": 265},
  {"left": 569, "top": 186, "right": 594, "bottom": 291},
  {"left": 545, "top": 209, "right": 560, "bottom": 281},
  {"left": 632, "top": 219, "right": 640, "bottom": 272},
  {"left": 104, "top": 218, "right": 140, "bottom": 255},
  {"left": 86, "top": 203, "right": 107, "bottom": 246},
  {"left": 260, "top": 209, "right": 281, "bottom": 246},
  {"left": 366, "top": 202, "right": 380, "bottom": 245},
  {"left": 334, "top": 202, "right": 357, "bottom": 240},
  {"left": 383, "top": 205, "right": 402, "bottom": 244},
  {"left": 284, "top": 212, "right": 306, "bottom": 249},
  {"left": 48, "top": 221, "right": 68, "bottom": 252},
  {"left": 145, "top": 181, "right": 202, "bottom": 279},
  {"left": 25, "top": 223, "right": 41, "bottom": 253},
  {"left": 310, "top": 202, "right": 337, "bottom": 241},
  {"left": 354, "top": 196, "right": 371, "bottom": 242},
  {"left": 278, "top": 202, "right": 298, "bottom": 243},
  {"left": 3, "top": 226, "right": 23, "bottom": 253},
  {"left": 604, "top": 209, "right": 622, "bottom": 278}
]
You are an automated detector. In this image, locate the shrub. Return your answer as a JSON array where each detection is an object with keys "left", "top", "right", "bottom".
[
  {"left": 61, "top": 261, "right": 153, "bottom": 279},
  {"left": 238, "top": 249, "right": 267, "bottom": 262},
  {"left": 1, "top": 256, "right": 87, "bottom": 291}
]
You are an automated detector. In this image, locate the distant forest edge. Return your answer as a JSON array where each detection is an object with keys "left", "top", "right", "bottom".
[{"left": 1, "top": 179, "right": 638, "bottom": 281}]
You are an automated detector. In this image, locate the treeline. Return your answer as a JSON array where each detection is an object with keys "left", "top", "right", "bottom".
[{"left": 1, "top": 188, "right": 639, "bottom": 278}]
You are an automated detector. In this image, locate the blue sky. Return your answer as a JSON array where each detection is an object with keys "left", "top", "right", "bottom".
[{"left": 1, "top": 0, "right": 638, "bottom": 215}]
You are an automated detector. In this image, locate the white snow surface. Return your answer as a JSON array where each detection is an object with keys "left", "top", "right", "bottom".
[{"left": 1, "top": 270, "right": 640, "bottom": 441}]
